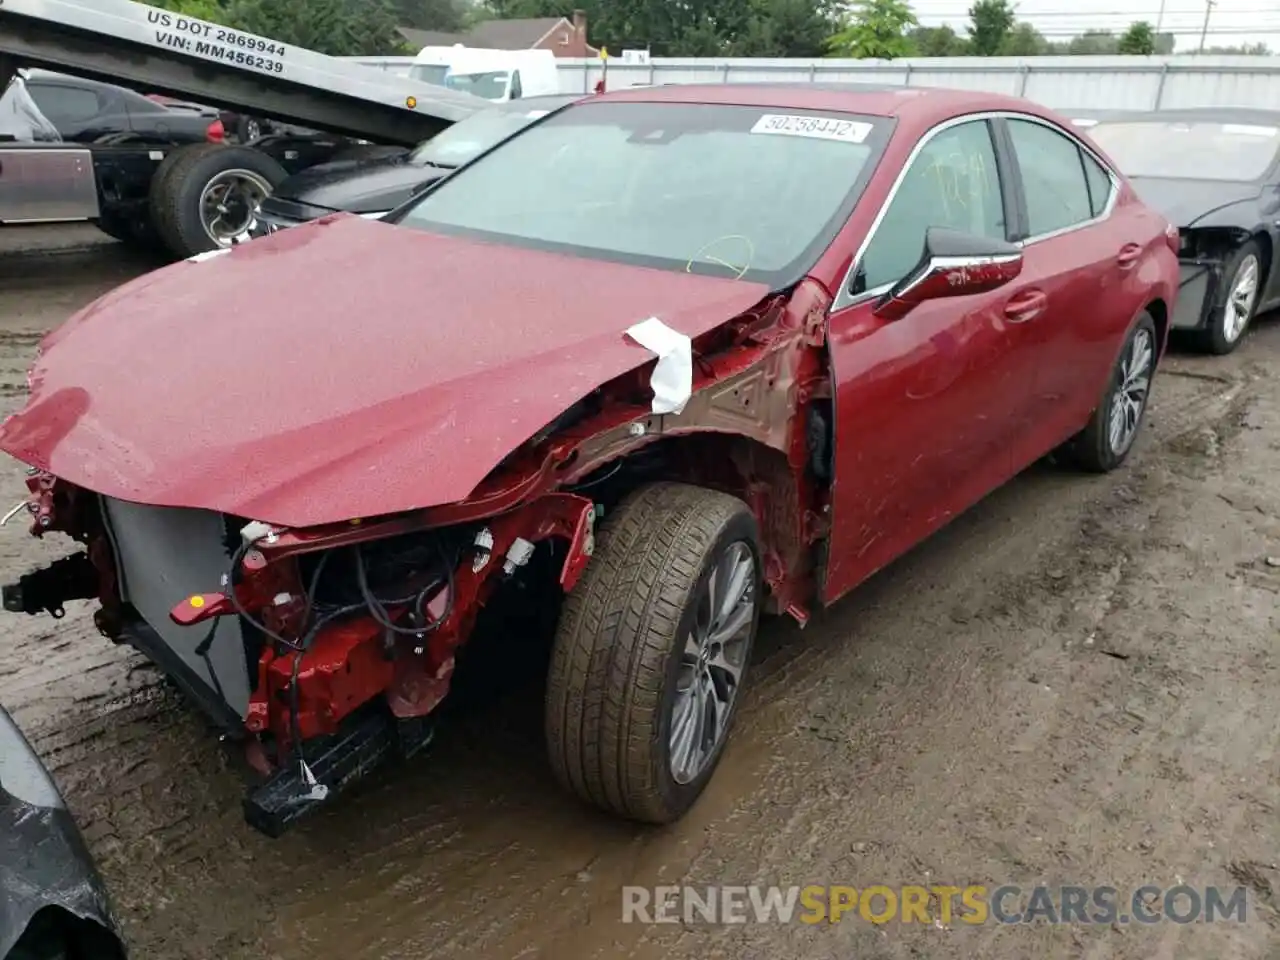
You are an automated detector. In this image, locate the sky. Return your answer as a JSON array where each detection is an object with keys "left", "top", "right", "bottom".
[{"left": 913, "top": 0, "right": 1280, "bottom": 52}]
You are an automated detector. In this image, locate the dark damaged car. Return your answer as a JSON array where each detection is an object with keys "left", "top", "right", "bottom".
[
  {"left": 0, "top": 85, "right": 1178, "bottom": 836},
  {"left": 1088, "top": 108, "right": 1280, "bottom": 354},
  {"left": 251, "top": 94, "right": 579, "bottom": 234},
  {"left": 1, "top": 706, "right": 125, "bottom": 960}
]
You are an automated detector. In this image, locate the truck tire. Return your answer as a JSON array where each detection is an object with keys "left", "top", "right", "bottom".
[
  {"left": 545, "top": 482, "right": 763, "bottom": 824},
  {"left": 91, "top": 210, "right": 164, "bottom": 255},
  {"left": 148, "top": 143, "right": 287, "bottom": 259}
]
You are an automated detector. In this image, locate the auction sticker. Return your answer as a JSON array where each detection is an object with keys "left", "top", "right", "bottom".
[{"left": 750, "top": 114, "right": 872, "bottom": 143}]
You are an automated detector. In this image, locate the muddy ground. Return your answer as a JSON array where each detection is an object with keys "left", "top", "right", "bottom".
[{"left": 0, "top": 224, "right": 1277, "bottom": 960}]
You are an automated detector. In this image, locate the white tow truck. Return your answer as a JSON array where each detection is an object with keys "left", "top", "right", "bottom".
[{"left": 0, "top": 0, "right": 486, "bottom": 258}]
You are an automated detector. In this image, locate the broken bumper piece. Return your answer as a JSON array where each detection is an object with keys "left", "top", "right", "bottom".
[
  {"left": 0, "top": 706, "right": 127, "bottom": 959},
  {"left": 243, "top": 707, "right": 434, "bottom": 837}
]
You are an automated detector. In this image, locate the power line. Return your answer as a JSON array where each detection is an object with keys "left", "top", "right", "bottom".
[{"left": 914, "top": 7, "right": 1280, "bottom": 15}]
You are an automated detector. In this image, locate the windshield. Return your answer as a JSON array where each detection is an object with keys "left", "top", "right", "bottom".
[
  {"left": 409, "top": 105, "right": 556, "bottom": 168},
  {"left": 1089, "top": 119, "right": 1280, "bottom": 181},
  {"left": 445, "top": 71, "right": 510, "bottom": 101},
  {"left": 395, "top": 101, "right": 888, "bottom": 285},
  {"left": 0, "top": 77, "right": 61, "bottom": 143},
  {"left": 409, "top": 64, "right": 450, "bottom": 86}
]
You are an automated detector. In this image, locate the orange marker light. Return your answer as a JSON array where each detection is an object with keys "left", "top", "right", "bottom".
[{"left": 405, "top": 96, "right": 417, "bottom": 109}]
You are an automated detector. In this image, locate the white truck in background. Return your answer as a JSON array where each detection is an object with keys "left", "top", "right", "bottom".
[{"left": 409, "top": 44, "right": 559, "bottom": 102}]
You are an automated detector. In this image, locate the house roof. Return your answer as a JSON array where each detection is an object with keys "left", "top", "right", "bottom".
[{"left": 397, "top": 18, "right": 572, "bottom": 51}]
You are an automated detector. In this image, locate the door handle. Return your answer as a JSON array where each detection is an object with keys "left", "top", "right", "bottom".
[
  {"left": 1117, "top": 243, "right": 1142, "bottom": 269},
  {"left": 1003, "top": 289, "right": 1047, "bottom": 323}
]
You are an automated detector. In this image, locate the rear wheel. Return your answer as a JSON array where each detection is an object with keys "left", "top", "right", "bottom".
[
  {"left": 1062, "top": 312, "right": 1157, "bottom": 473},
  {"left": 1196, "top": 240, "right": 1261, "bottom": 355},
  {"left": 236, "top": 115, "right": 263, "bottom": 143},
  {"left": 545, "top": 482, "right": 762, "bottom": 823}
]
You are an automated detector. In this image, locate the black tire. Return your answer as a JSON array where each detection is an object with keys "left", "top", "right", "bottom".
[
  {"left": 236, "top": 114, "right": 263, "bottom": 143},
  {"left": 1062, "top": 311, "right": 1158, "bottom": 473},
  {"left": 148, "top": 143, "right": 287, "bottom": 259},
  {"left": 91, "top": 209, "right": 165, "bottom": 254},
  {"left": 545, "top": 482, "right": 763, "bottom": 824},
  {"left": 1195, "top": 240, "right": 1262, "bottom": 355},
  {"left": 90, "top": 211, "right": 132, "bottom": 244}
]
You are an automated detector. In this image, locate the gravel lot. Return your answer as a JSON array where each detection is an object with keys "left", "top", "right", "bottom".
[{"left": 0, "top": 224, "right": 1277, "bottom": 960}]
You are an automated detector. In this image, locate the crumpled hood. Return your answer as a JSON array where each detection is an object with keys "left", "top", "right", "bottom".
[
  {"left": 1128, "top": 177, "right": 1262, "bottom": 229},
  {"left": 274, "top": 155, "right": 442, "bottom": 214},
  {"left": 0, "top": 215, "right": 770, "bottom": 528}
]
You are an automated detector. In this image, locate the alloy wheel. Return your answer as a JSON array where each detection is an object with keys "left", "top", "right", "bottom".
[
  {"left": 1108, "top": 327, "right": 1154, "bottom": 456},
  {"left": 1223, "top": 254, "right": 1260, "bottom": 344},
  {"left": 669, "top": 540, "right": 757, "bottom": 785},
  {"left": 199, "top": 168, "right": 273, "bottom": 247}
]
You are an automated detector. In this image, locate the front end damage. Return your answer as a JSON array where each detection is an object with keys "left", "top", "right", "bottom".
[
  {"left": 1, "top": 280, "right": 836, "bottom": 836},
  {"left": 1171, "top": 227, "right": 1258, "bottom": 330}
]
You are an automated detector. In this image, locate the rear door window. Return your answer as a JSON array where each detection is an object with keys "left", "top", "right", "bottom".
[{"left": 1006, "top": 118, "right": 1096, "bottom": 237}]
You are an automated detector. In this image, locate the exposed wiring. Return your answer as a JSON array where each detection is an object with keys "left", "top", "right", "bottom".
[
  {"left": 353, "top": 541, "right": 456, "bottom": 637},
  {"left": 226, "top": 537, "right": 303, "bottom": 652},
  {"left": 225, "top": 530, "right": 461, "bottom": 774}
]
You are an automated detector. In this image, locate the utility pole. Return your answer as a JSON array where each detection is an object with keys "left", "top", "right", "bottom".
[
  {"left": 1155, "top": 0, "right": 1166, "bottom": 34},
  {"left": 1197, "top": 0, "right": 1216, "bottom": 53}
]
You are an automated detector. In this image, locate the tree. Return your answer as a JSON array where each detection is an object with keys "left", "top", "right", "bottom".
[
  {"left": 907, "top": 25, "right": 967, "bottom": 56},
  {"left": 1206, "top": 42, "right": 1270, "bottom": 54},
  {"left": 997, "top": 21, "right": 1047, "bottom": 55},
  {"left": 226, "top": 0, "right": 408, "bottom": 55},
  {"left": 393, "top": 0, "right": 466, "bottom": 31},
  {"left": 731, "top": 0, "right": 843, "bottom": 57},
  {"left": 1118, "top": 20, "right": 1155, "bottom": 55},
  {"left": 967, "top": 0, "right": 1014, "bottom": 56},
  {"left": 1066, "top": 29, "right": 1118, "bottom": 54},
  {"left": 826, "top": 0, "right": 917, "bottom": 59},
  {"left": 144, "top": 0, "right": 229, "bottom": 23}
]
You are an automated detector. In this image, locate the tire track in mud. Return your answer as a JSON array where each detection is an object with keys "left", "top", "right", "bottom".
[{"left": 2, "top": 232, "right": 1278, "bottom": 960}]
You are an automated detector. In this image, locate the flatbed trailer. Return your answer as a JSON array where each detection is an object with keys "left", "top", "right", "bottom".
[{"left": 0, "top": 0, "right": 484, "bottom": 257}]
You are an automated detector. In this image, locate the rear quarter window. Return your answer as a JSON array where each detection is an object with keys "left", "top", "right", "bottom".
[{"left": 1082, "top": 151, "right": 1114, "bottom": 218}]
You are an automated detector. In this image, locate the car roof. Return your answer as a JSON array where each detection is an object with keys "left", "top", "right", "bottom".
[
  {"left": 23, "top": 69, "right": 115, "bottom": 91},
  {"left": 1090, "top": 106, "right": 1280, "bottom": 126},
  {"left": 587, "top": 82, "right": 1045, "bottom": 122}
]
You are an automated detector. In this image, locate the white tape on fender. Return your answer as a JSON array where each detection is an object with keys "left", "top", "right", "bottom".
[
  {"left": 187, "top": 248, "right": 231, "bottom": 263},
  {"left": 625, "top": 317, "right": 692, "bottom": 415}
]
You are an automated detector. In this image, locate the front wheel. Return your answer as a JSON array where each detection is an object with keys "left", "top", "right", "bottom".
[
  {"left": 545, "top": 482, "right": 762, "bottom": 824},
  {"left": 1062, "top": 311, "right": 1158, "bottom": 473}
]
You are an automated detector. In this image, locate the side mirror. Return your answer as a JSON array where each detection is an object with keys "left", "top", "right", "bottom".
[{"left": 872, "top": 226, "right": 1023, "bottom": 322}]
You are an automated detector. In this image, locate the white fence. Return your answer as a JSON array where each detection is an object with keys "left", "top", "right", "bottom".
[{"left": 345, "top": 54, "right": 1280, "bottom": 112}]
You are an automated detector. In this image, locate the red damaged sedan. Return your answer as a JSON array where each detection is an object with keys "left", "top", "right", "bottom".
[{"left": 0, "top": 84, "right": 1178, "bottom": 835}]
